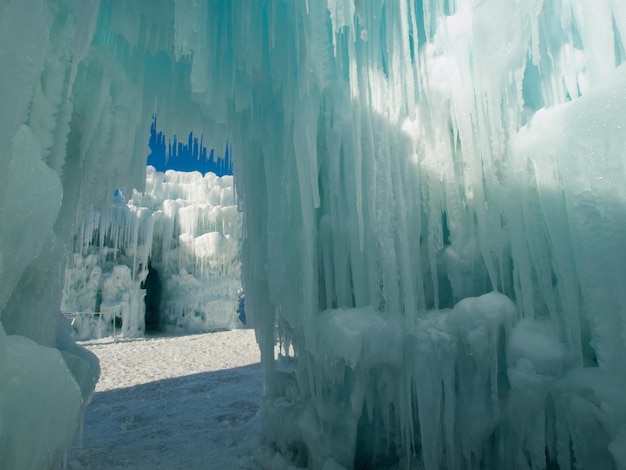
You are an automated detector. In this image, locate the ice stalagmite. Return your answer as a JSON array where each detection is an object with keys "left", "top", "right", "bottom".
[{"left": 1, "top": 1, "right": 626, "bottom": 468}]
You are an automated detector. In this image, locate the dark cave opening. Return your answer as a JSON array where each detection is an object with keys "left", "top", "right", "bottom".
[{"left": 143, "top": 262, "right": 162, "bottom": 332}]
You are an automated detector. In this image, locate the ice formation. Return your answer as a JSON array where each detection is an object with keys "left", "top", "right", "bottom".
[
  {"left": 62, "top": 166, "right": 242, "bottom": 338},
  {"left": 1, "top": 0, "right": 626, "bottom": 468}
]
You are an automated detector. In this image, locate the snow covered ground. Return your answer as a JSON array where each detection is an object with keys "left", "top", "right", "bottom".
[{"left": 69, "top": 329, "right": 268, "bottom": 470}]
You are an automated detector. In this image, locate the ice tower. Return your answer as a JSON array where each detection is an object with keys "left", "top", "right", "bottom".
[{"left": 1, "top": 1, "right": 626, "bottom": 468}]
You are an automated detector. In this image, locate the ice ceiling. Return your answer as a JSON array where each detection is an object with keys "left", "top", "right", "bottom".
[{"left": 1, "top": 0, "right": 626, "bottom": 469}]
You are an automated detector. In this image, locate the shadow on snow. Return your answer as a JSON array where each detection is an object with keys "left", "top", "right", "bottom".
[{"left": 72, "top": 363, "right": 262, "bottom": 470}]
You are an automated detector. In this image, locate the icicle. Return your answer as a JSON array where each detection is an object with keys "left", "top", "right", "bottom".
[{"left": 67, "top": 0, "right": 100, "bottom": 98}]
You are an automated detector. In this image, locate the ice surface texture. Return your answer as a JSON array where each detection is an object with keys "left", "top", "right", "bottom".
[{"left": 2, "top": 0, "right": 626, "bottom": 468}]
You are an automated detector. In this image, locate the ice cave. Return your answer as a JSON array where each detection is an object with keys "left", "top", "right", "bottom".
[{"left": 1, "top": 0, "right": 626, "bottom": 469}]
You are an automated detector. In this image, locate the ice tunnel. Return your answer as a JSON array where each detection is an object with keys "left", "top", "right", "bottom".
[{"left": 2, "top": 0, "right": 626, "bottom": 468}]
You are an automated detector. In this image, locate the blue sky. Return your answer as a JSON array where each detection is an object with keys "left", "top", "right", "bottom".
[{"left": 146, "top": 116, "right": 233, "bottom": 176}]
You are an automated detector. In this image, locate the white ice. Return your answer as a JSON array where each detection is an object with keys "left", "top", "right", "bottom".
[{"left": 62, "top": 166, "right": 243, "bottom": 339}]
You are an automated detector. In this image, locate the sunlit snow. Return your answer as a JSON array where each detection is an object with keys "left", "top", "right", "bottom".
[{"left": 72, "top": 330, "right": 262, "bottom": 470}]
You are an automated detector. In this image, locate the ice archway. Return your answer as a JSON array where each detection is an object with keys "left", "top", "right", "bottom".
[{"left": 1, "top": 1, "right": 626, "bottom": 468}]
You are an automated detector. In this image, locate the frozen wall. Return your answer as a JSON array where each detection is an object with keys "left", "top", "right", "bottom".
[
  {"left": 214, "top": 2, "right": 626, "bottom": 469},
  {"left": 2, "top": 0, "right": 626, "bottom": 469},
  {"left": 63, "top": 166, "right": 242, "bottom": 338},
  {"left": 0, "top": 0, "right": 166, "bottom": 467}
]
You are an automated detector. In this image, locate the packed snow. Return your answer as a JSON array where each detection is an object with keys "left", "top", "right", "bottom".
[
  {"left": 1, "top": 1, "right": 626, "bottom": 469},
  {"left": 70, "top": 330, "right": 262, "bottom": 470},
  {"left": 70, "top": 330, "right": 322, "bottom": 470}
]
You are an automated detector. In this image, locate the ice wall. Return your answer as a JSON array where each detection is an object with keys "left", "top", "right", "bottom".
[
  {"left": 0, "top": 0, "right": 158, "bottom": 466},
  {"left": 2, "top": 0, "right": 626, "bottom": 468},
  {"left": 188, "top": 1, "right": 626, "bottom": 468},
  {"left": 63, "top": 166, "right": 242, "bottom": 338}
]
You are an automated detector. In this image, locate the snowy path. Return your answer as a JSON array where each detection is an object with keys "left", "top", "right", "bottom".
[{"left": 70, "top": 330, "right": 265, "bottom": 470}]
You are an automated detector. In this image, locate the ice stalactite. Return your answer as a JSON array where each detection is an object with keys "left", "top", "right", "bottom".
[{"left": 221, "top": 1, "right": 626, "bottom": 468}]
